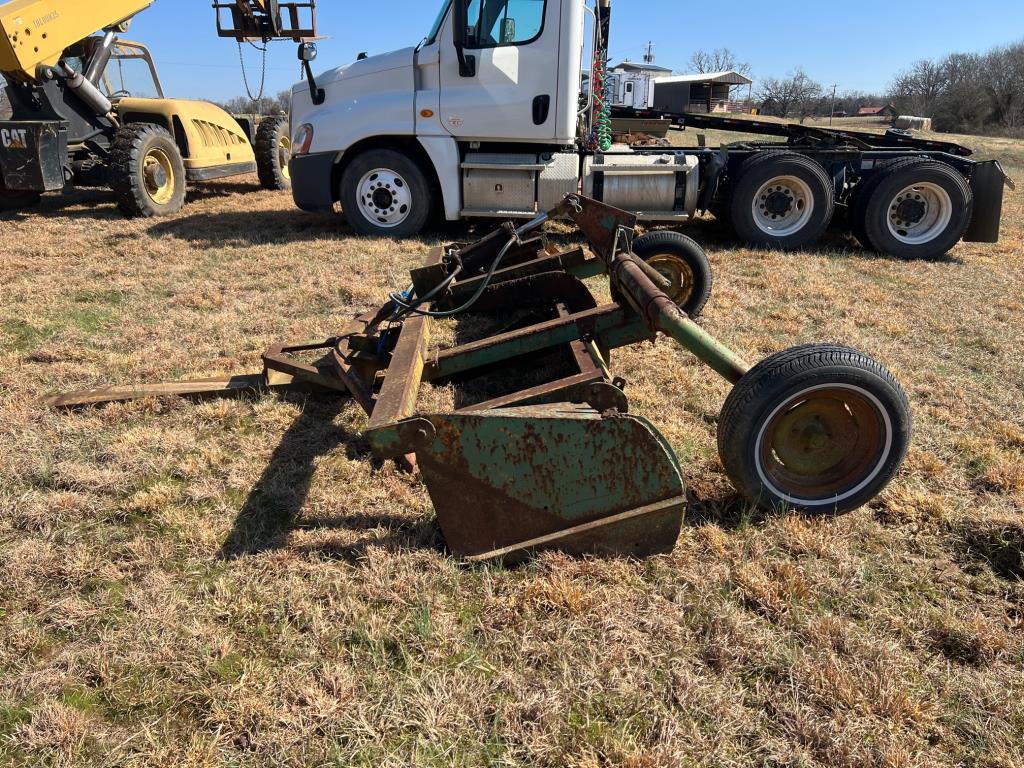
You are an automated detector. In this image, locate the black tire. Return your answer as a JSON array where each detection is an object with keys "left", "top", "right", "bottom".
[
  {"left": 717, "top": 344, "right": 911, "bottom": 515},
  {"left": 862, "top": 161, "right": 973, "bottom": 260},
  {"left": 729, "top": 152, "right": 835, "bottom": 250},
  {"left": 630, "top": 230, "right": 713, "bottom": 317},
  {"left": 108, "top": 123, "right": 186, "bottom": 217},
  {"left": 255, "top": 115, "right": 291, "bottom": 191},
  {"left": 339, "top": 149, "right": 431, "bottom": 237},
  {"left": 847, "top": 156, "right": 931, "bottom": 249}
]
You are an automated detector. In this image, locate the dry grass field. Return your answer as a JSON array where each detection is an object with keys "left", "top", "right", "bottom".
[{"left": 1, "top": 127, "right": 1022, "bottom": 768}]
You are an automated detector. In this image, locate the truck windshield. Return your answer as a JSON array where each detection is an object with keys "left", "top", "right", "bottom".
[{"left": 424, "top": 0, "right": 452, "bottom": 45}]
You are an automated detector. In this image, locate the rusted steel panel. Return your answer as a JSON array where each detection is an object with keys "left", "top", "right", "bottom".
[
  {"left": 426, "top": 304, "right": 627, "bottom": 381},
  {"left": 456, "top": 371, "right": 605, "bottom": 412},
  {"left": 415, "top": 405, "right": 686, "bottom": 559},
  {"left": 42, "top": 374, "right": 270, "bottom": 409},
  {"left": 367, "top": 313, "right": 429, "bottom": 432}
]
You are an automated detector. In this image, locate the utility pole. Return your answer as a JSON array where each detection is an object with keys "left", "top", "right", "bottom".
[
  {"left": 643, "top": 41, "right": 655, "bottom": 64},
  {"left": 829, "top": 83, "right": 838, "bottom": 126}
]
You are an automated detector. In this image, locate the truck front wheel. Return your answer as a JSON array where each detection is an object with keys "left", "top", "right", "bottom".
[
  {"left": 340, "top": 149, "right": 431, "bottom": 237},
  {"left": 729, "top": 152, "right": 835, "bottom": 250}
]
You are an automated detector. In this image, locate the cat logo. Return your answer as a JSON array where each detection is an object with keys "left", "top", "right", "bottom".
[{"left": 1, "top": 128, "right": 29, "bottom": 150}]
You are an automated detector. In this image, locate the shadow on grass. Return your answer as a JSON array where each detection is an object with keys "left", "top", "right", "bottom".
[
  {"left": 292, "top": 514, "right": 442, "bottom": 564},
  {"left": 0, "top": 183, "right": 282, "bottom": 223},
  {"left": 683, "top": 485, "right": 783, "bottom": 530},
  {"left": 147, "top": 208, "right": 346, "bottom": 245},
  {"left": 217, "top": 392, "right": 770, "bottom": 562},
  {"left": 218, "top": 395, "right": 435, "bottom": 559}
]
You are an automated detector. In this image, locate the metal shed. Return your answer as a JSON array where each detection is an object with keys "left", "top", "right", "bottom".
[{"left": 652, "top": 71, "right": 753, "bottom": 114}]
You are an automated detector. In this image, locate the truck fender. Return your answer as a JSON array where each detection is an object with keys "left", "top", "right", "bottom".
[{"left": 417, "top": 136, "right": 461, "bottom": 221}]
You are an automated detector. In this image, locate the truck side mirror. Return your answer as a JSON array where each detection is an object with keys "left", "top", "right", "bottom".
[
  {"left": 452, "top": 0, "right": 476, "bottom": 78},
  {"left": 297, "top": 43, "right": 325, "bottom": 105},
  {"left": 500, "top": 18, "right": 516, "bottom": 44}
]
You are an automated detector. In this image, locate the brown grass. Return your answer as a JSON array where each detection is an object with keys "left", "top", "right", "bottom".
[{"left": 1, "top": 131, "right": 1023, "bottom": 766}]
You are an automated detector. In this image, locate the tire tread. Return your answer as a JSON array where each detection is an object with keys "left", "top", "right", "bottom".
[
  {"left": 108, "top": 123, "right": 186, "bottom": 217},
  {"left": 255, "top": 115, "right": 291, "bottom": 191},
  {"left": 729, "top": 151, "right": 835, "bottom": 249}
]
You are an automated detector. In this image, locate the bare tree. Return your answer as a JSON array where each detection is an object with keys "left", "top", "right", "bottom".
[
  {"left": 888, "top": 58, "right": 946, "bottom": 117},
  {"left": 220, "top": 89, "right": 292, "bottom": 116},
  {"left": 757, "top": 69, "right": 823, "bottom": 120},
  {"left": 688, "top": 48, "right": 752, "bottom": 77},
  {"left": 983, "top": 43, "right": 1024, "bottom": 130},
  {"left": 886, "top": 37, "right": 1024, "bottom": 136}
]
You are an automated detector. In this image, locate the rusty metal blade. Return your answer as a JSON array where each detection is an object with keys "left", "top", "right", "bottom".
[
  {"left": 42, "top": 374, "right": 270, "bottom": 409},
  {"left": 413, "top": 404, "right": 685, "bottom": 559}
]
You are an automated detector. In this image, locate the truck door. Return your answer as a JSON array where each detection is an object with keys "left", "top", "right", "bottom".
[
  {"left": 438, "top": 0, "right": 559, "bottom": 140},
  {"left": 622, "top": 80, "right": 635, "bottom": 109}
]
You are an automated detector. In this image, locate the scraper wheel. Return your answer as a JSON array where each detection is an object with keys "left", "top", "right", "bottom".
[
  {"left": 717, "top": 344, "right": 911, "bottom": 514},
  {"left": 613, "top": 230, "right": 713, "bottom": 317}
]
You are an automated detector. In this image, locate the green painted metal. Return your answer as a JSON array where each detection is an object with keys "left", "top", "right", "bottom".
[
  {"left": 425, "top": 305, "right": 631, "bottom": 381},
  {"left": 412, "top": 403, "right": 686, "bottom": 560},
  {"left": 655, "top": 309, "right": 750, "bottom": 384}
]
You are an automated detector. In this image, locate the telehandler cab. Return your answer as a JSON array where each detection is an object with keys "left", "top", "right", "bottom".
[{"left": 0, "top": 0, "right": 315, "bottom": 216}]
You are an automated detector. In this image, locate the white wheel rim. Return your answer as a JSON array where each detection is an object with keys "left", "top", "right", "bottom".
[
  {"left": 753, "top": 383, "right": 894, "bottom": 508},
  {"left": 751, "top": 175, "right": 815, "bottom": 237},
  {"left": 885, "top": 182, "right": 952, "bottom": 245},
  {"left": 356, "top": 168, "right": 412, "bottom": 228}
]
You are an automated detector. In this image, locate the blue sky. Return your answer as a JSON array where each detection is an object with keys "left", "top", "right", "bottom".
[{"left": 129, "top": 0, "right": 1024, "bottom": 102}]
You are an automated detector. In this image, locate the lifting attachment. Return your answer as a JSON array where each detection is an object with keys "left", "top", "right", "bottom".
[
  {"left": 46, "top": 196, "right": 912, "bottom": 562},
  {"left": 213, "top": 0, "right": 317, "bottom": 42}
]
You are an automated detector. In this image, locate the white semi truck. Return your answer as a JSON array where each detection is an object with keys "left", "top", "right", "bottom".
[{"left": 286, "top": 0, "right": 1008, "bottom": 259}]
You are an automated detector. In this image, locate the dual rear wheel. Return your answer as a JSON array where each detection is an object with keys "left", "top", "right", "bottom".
[
  {"left": 728, "top": 152, "right": 836, "bottom": 251},
  {"left": 849, "top": 158, "right": 973, "bottom": 259},
  {"left": 722, "top": 151, "right": 973, "bottom": 259}
]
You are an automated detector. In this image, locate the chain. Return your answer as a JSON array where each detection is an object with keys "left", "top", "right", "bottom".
[{"left": 237, "top": 40, "right": 268, "bottom": 107}]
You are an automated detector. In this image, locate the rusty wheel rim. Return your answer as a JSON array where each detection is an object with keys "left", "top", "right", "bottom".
[
  {"left": 755, "top": 384, "right": 892, "bottom": 506},
  {"left": 647, "top": 254, "right": 695, "bottom": 306},
  {"left": 143, "top": 148, "right": 175, "bottom": 206}
]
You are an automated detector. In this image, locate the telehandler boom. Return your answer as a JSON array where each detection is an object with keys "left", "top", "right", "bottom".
[{"left": 0, "top": 0, "right": 313, "bottom": 215}]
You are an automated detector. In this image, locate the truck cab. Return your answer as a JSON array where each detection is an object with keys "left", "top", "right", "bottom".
[{"left": 288, "top": 0, "right": 607, "bottom": 236}]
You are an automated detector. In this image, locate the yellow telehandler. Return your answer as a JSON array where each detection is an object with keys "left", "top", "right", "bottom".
[{"left": 0, "top": 0, "right": 315, "bottom": 216}]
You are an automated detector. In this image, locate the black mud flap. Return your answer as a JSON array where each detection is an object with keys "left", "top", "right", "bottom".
[
  {"left": 0, "top": 121, "right": 67, "bottom": 192},
  {"left": 964, "top": 160, "right": 1010, "bottom": 243}
]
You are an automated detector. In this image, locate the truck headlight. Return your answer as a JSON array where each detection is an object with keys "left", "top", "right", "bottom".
[{"left": 293, "top": 124, "right": 314, "bottom": 155}]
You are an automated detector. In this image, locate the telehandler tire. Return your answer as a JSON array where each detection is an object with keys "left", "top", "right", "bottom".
[
  {"left": 729, "top": 152, "right": 834, "bottom": 250},
  {"left": 717, "top": 344, "right": 910, "bottom": 515},
  {"left": 340, "top": 149, "right": 431, "bottom": 237},
  {"left": 630, "top": 230, "right": 713, "bottom": 317},
  {"left": 255, "top": 115, "right": 292, "bottom": 191},
  {"left": 109, "top": 123, "right": 187, "bottom": 217}
]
